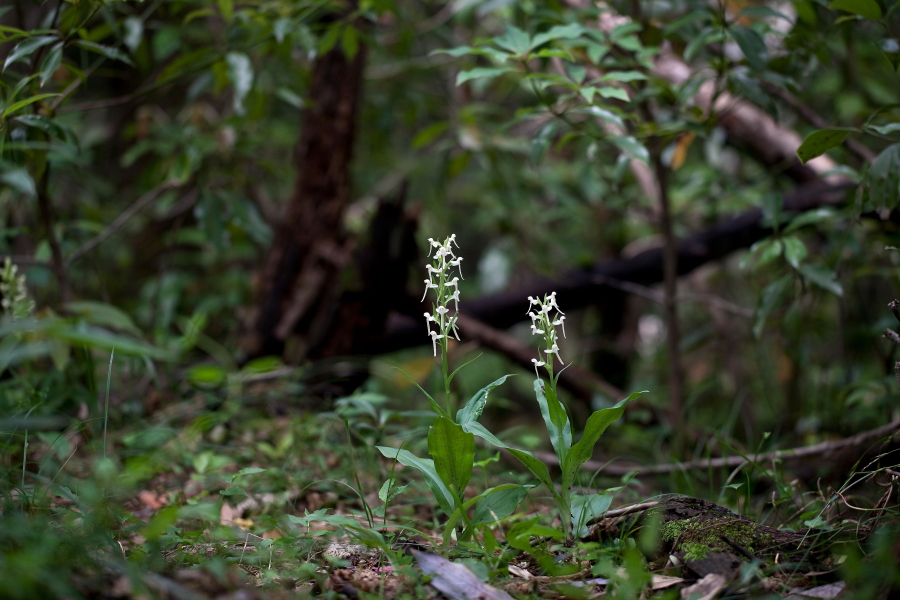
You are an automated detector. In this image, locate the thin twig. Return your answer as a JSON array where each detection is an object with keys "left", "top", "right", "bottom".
[
  {"left": 453, "top": 313, "right": 624, "bottom": 401},
  {"left": 592, "top": 273, "right": 754, "bottom": 318},
  {"left": 65, "top": 180, "right": 180, "bottom": 266},
  {"left": 533, "top": 419, "right": 900, "bottom": 476}
]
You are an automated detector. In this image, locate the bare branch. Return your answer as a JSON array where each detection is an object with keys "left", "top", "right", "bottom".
[
  {"left": 65, "top": 180, "right": 180, "bottom": 267},
  {"left": 532, "top": 418, "right": 900, "bottom": 476}
]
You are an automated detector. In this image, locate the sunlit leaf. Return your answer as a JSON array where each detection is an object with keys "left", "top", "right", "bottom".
[
  {"left": 456, "top": 66, "right": 516, "bottom": 86},
  {"left": 73, "top": 41, "right": 134, "bottom": 66},
  {"left": 3, "top": 35, "right": 57, "bottom": 70},
  {"left": 531, "top": 23, "right": 587, "bottom": 50}
]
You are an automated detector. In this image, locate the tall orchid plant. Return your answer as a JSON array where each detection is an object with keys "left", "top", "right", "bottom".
[{"left": 378, "top": 235, "right": 645, "bottom": 543}]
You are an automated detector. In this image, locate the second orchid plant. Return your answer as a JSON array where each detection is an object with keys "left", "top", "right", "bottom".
[{"left": 378, "top": 235, "right": 645, "bottom": 543}]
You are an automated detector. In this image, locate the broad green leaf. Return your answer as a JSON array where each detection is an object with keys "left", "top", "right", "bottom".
[
  {"left": 51, "top": 324, "right": 170, "bottom": 360},
  {"left": 784, "top": 208, "right": 836, "bottom": 233},
  {"left": 530, "top": 122, "right": 558, "bottom": 165},
  {"left": 143, "top": 506, "right": 178, "bottom": 540},
  {"left": 798, "top": 264, "right": 843, "bottom": 296},
  {"left": 685, "top": 28, "right": 727, "bottom": 62},
  {"left": 585, "top": 106, "right": 625, "bottom": 128},
  {"left": 730, "top": 25, "right": 767, "bottom": 70},
  {"left": 456, "top": 66, "right": 516, "bottom": 86},
  {"left": 456, "top": 374, "right": 511, "bottom": 425},
  {"left": 13, "top": 115, "right": 74, "bottom": 144},
  {"left": 534, "top": 379, "right": 572, "bottom": 463},
  {"left": 753, "top": 275, "right": 792, "bottom": 338},
  {"left": 571, "top": 493, "right": 613, "bottom": 537},
  {"left": 73, "top": 41, "right": 134, "bottom": 66},
  {"left": 1, "top": 94, "right": 59, "bottom": 119},
  {"left": 428, "top": 416, "right": 475, "bottom": 497},
  {"left": 187, "top": 364, "right": 226, "bottom": 386},
  {"left": 599, "top": 70, "right": 647, "bottom": 82},
  {"left": 579, "top": 86, "right": 597, "bottom": 103},
  {"left": 38, "top": 42, "right": 63, "bottom": 87},
  {"left": 0, "top": 165, "right": 36, "bottom": 197},
  {"left": 613, "top": 36, "right": 643, "bottom": 51},
  {"left": 506, "top": 518, "right": 565, "bottom": 551},
  {"left": 378, "top": 479, "right": 409, "bottom": 504},
  {"left": 341, "top": 25, "right": 359, "bottom": 59},
  {"left": 744, "top": 238, "right": 782, "bottom": 269},
  {"left": 232, "top": 466, "right": 266, "bottom": 479},
  {"left": 377, "top": 446, "right": 455, "bottom": 515},
  {"left": 531, "top": 23, "right": 587, "bottom": 50},
  {"left": 562, "top": 393, "right": 643, "bottom": 492},
  {"left": 494, "top": 25, "right": 531, "bottom": 56},
  {"left": 585, "top": 42, "right": 609, "bottom": 64},
  {"left": 463, "top": 422, "right": 563, "bottom": 506},
  {"left": 781, "top": 236, "right": 808, "bottom": 269},
  {"left": 565, "top": 63, "right": 586, "bottom": 84},
  {"left": 471, "top": 485, "right": 529, "bottom": 526},
  {"left": 3, "top": 35, "right": 57, "bottom": 70},
  {"left": 796, "top": 129, "right": 849, "bottom": 164},
  {"left": 226, "top": 52, "right": 253, "bottom": 116},
  {"left": 610, "top": 135, "right": 649, "bottom": 163},
  {"left": 413, "top": 122, "right": 449, "bottom": 148},
  {"left": 828, "top": 0, "right": 882, "bottom": 20},
  {"left": 610, "top": 22, "right": 643, "bottom": 40},
  {"left": 598, "top": 86, "right": 630, "bottom": 102},
  {"left": 867, "top": 122, "right": 900, "bottom": 136},
  {"left": 868, "top": 144, "right": 900, "bottom": 211},
  {"left": 536, "top": 48, "right": 574, "bottom": 59},
  {"left": 66, "top": 300, "right": 142, "bottom": 336},
  {"left": 443, "top": 483, "right": 526, "bottom": 542}
]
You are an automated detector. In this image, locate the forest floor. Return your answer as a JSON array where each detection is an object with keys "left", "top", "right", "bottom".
[{"left": 4, "top": 381, "right": 900, "bottom": 600}]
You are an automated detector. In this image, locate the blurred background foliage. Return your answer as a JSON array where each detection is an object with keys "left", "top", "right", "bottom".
[{"left": 1, "top": 0, "right": 900, "bottom": 470}]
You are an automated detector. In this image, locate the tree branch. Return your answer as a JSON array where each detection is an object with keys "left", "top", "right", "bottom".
[
  {"left": 533, "top": 418, "right": 900, "bottom": 476},
  {"left": 382, "top": 180, "right": 854, "bottom": 351}
]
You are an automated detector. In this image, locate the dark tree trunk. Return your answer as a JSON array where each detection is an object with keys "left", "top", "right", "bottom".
[{"left": 248, "top": 37, "right": 366, "bottom": 360}]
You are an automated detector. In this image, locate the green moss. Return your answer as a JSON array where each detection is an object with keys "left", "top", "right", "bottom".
[{"left": 660, "top": 515, "right": 777, "bottom": 561}]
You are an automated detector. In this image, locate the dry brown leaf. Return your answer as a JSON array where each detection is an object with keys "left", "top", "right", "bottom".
[{"left": 681, "top": 573, "right": 727, "bottom": 600}]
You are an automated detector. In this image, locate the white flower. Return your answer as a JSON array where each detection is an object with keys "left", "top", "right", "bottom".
[
  {"left": 531, "top": 323, "right": 544, "bottom": 335},
  {"left": 424, "top": 312, "right": 436, "bottom": 333},
  {"left": 548, "top": 291, "right": 563, "bottom": 314},
  {"left": 430, "top": 330, "right": 445, "bottom": 356},
  {"left": 446, "top": 289, "right": 460, "bottom": 310},
  {"left": 531, "top": 358, "right": 546, "bottom": 377},
  {"left": 435, "top": 305, "right": 449, "bottom": 327},
  {"left": 544, "top": 343, "right": 561, "bottom": 361},
  {"left": 449, "top": 257, "right": 464, "bottom": 279},
  {"left": 421, "top": 279, "right": 438, "bottom": 302},
  {"left": 553, "top": 315, "right": 566, "bottom": 338}
]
